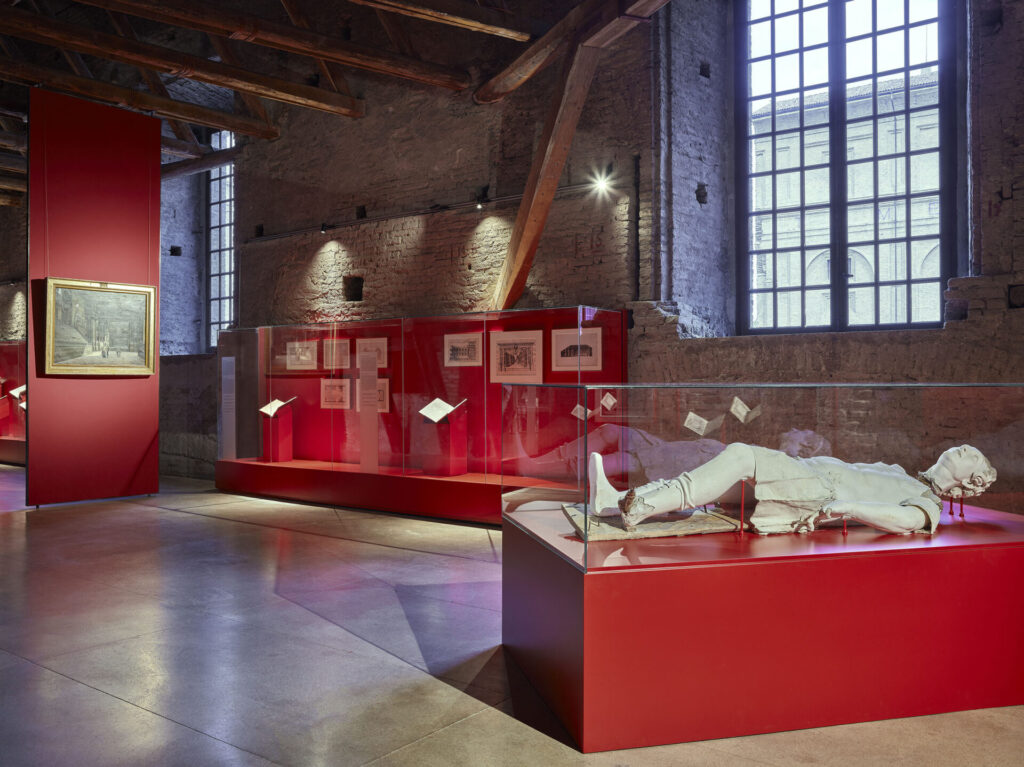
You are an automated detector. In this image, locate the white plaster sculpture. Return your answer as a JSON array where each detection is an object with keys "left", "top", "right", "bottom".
[
  {"left": 512, "top": 423, "right": 831, "bottom": 483},
  {"left": 589, "top": 444, "right": 997, "bottom": 535}
]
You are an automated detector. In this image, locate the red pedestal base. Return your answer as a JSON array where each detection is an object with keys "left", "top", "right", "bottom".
[
  {"left": 0, "top": 436, "right": 26, "bottom": 465},
  {"left": 217, "top": 457, "right": 570, "bottom": 524},
  {"left": 422, "top": 409, "right": 468, "bottom": 477},
  {"left": 503, "top": 508, "right": 1024, "bottom": 753},
  {"left": 261, "top": 408, "right": 293, "bottom": 463}
]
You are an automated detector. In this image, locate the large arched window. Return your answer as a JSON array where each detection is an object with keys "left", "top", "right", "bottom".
[{"left": 737, "top": 0, "right": 957, "bottom": 331}]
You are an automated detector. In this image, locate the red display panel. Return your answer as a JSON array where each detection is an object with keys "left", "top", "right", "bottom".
[{"left": 27, "top": 90, "right": 160, "bottom": 505}]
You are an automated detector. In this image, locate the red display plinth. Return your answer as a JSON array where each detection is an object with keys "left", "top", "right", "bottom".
[
  {"left": 261, "top": 407, "right": 293, "bottom": 463},
  {"left": 422, "top": 408, "right": 468, "bottom": 477},
  {"left": 216, "top": 458, "right": 572, "bottom": 524},
  {"left": 503, "top": 505, "right": 1024, "bottom": 753}
]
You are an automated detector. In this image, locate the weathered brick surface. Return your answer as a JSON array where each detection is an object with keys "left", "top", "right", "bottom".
[
  {"left": 159, "top": 353, "right": 218, "bottom": 478},
  {"left": 236, "top": 17, "right": 653, "bottom": 325},
  {"left": 159, "top": 174, "right": 205, "bottom": 355},
  {"left": 0, "top": 206, "right": 26, "bottom": 341},
  {"left": 653, "top": 2, "right": 735, "bottom": 333},
  {"left": 167, "top": 2, "right": 1024, "bottom": 480}
]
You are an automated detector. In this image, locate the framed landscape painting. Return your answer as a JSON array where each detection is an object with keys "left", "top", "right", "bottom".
[{"left": 45, "top": 277, "right": 156, "bottom": 376}]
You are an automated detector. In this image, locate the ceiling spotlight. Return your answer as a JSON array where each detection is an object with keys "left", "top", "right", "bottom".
[
  {"left": 320, "top": 223, "right": 328, "bottom": 234},
  {"left": 476, "top": 202, "right": 483, "bottom": 210}
]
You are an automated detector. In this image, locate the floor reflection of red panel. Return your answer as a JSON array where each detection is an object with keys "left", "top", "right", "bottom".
[{"left": 503, "top": 503, "right": 1024, "bottom": 753}]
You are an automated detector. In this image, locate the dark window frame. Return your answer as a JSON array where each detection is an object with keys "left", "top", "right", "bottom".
[
  {"left": 735, "top": 0, "right": 960, "bottom": 334},
  {"left": 207, "top": 131, "right": 236, "bottom": 349}
]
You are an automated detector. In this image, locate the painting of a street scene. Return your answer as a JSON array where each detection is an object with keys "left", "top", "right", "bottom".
[{"left": 46, "top": 278, "right": 155, "bottom": 375}]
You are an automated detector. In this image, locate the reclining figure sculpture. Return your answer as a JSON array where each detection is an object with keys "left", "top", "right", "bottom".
[{"left": 589, "top": 443, "right": 996, "bottom": 535}]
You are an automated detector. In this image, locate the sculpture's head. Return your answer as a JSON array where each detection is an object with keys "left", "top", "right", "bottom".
[
  {"left": 779, "top": 428, "right": 832, "bottom": 458},
  {"left": 920, "top": 445, "right": 997, "bottom": 498}
]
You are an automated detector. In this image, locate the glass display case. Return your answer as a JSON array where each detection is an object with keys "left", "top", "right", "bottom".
[
  {"left": 501, "top": 382, "right": 1024, "bottom": 572},
  {"left": 501, "top": 383, "right": 1024, "bottom": 752},
  {"left": 216, "top": 306, "right": 626, "bottom": 522},
  {"left": 0, "top": 340, "right": 26, "bottom": 464}
]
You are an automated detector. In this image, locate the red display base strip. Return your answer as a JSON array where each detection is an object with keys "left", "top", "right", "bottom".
[
  {"left": 215, "top": 458, "right": 502, "bottom": 524},
  {"left": 0, "top": 437, "right": 25, "bottom": 466},
  {"left": 503, "top": 518, "right": 1024, "bottom": 753}
]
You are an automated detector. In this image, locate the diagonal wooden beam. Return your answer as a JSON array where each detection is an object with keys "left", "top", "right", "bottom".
[
  {"left": 26, "top": 0, "right": 94, "bottom": 78},
  {"left": 106, "top": 10, "right": 202, "bottom": 149},
  {"left": 278, "top": 0, "right": 354, "bottom": 97},
  {"left": 492, "top": 41, "right": 602, "bottom": 309},
  {"left": 375, "top": 9, "right": 417, "bottom": 58},
  {"left": 0, "top": 190, "right": 23, "bottom": 206},
  {"left": 0, "top": 150, "right": 25, "bottom": 173},
  {"left": 0, "top": 172, "right": 25, "bottom": 191},
  {"left": 0, "top": 128, "right": 26, "bottom": 152},
  {"left": 161, "top": 145, "right": 241, "bottom": 180},
  {"left": 0, "top": 6, "right": 363, "bottom": 117},
  {"left": 347, "top": 0, "right": 531, "bottom": 41},
  {"left": 161, "top": 136, "right": 212, "bottom": 158},
  {"left": 0, "top": 55, "right": 280, "bottom": 138},
  {"left": 206, "top": 33, "right": 272, "bottom": 124},
  {"left": 475, "top": 0, "right": 667, "bottom": 104},
  {"left": 72, "top": 0, "right": 470, "bottom": 90}
]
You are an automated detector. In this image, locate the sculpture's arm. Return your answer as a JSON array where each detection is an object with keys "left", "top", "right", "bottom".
[{"left": 818, "top": 499, "right": 932, "bottom": 534}]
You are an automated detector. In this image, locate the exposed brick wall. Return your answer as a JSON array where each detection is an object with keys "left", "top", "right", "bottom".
[
  {"left": 159, "top": 173, "right": 205, "bottom": 355},
  {"left": 632, "top": 0, "right": 1024, "bottom": 388},
  {"left": 235, "top": 20, "right": 653, "bottom": 325},
  {"left": 166, "top": 1, "right": 1023, "bottom": 482},
  {"left": 653, "top": 1, "right": 736, "bottom": 334},
  {"left": 159, "top": 353, "right": 218, "bottom": 478},
  {"left": 0, "top": 205, "right": 26, "bottom": 341}
]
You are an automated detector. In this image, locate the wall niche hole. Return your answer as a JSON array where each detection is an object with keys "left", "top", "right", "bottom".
[
  {"left": 343, "top": 275, "right": 364, "bottom": 302},
  {"left": 699, "top": 61, "right": 711, "bottom": 79}
]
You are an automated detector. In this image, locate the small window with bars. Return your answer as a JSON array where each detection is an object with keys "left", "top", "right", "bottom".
[{"left": 208, "top": 131, "right": 235, "bottom": 348}]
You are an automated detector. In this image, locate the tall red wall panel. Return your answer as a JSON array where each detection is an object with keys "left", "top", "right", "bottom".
[{"left": 27, "top": 91, "right": 160, "bottom": 505}]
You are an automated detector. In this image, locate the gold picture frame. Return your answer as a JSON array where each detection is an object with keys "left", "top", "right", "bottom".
[{"left": 45, "top": 277, "right": 156, "bottom": 376}]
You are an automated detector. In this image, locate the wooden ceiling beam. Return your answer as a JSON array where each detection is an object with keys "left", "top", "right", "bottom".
[
  {"left": 0, "top": 189, "right": 23, "bottom": 207},
  {"left": 26, "top": 0, "right": 94, "bottom": 77},
  {"left": 206, "top": 33, "right": 272, "bottom": 124},
  {"left": 0, "top": 149, "right": 25, "bottom": 173},
  {"left": 106, "top": 10, "right": 202, "bottom": 149},
  {"left": 278, "top": 0, "right": 354, "bottom": 97},
  {"left": 0, "top": 171, "right": 24, "bottom": 191},
  {"left": 0, "top": 55, "right": 281, "bottom": 138},
  {"left": 347, "top": 0, "right": 531, "bottom": 41},
  {"left": 0, "top": 6, "right": 363, "bottom": 118},
  {"left": 71, "top": 0, "right": 470, "bottom": 90},
  {"left": 161, "top": 144, "right": 241, "bottom": 180},
  {"left": 375, "top": 9, "right": 417, "bottom": 58},
  {"left": 492, "top": 41, "right": 602, "bottom": 309},
  {"left": 474, "top": 0, "right": 667, "bottom": 104},
  {"left": 0, "top": 128, "right": 25, "bottom": 151},
  {"left": 161, "top": 135, "right": 212, "bottom": 158}
]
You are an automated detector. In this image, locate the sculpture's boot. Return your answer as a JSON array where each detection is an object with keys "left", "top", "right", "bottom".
[
  {"left": 619, "top": 476, "right": 692, "bottom": 530},
  {"left": 588, "top": 452, "right": 627, "bottom": 517}
]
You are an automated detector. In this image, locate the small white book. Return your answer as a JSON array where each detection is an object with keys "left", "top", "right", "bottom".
[
  {"left": 259, "top": 396, "right": 297, "bottom": 418},
  {"left": 684, "top": 411, "right": 724, "bottom": 437},
  {"left": 419, "top": 397, "right": 467, "bottom": 423},
  {"left": 729, "top": 396, "right": 762, "bottom": 424},
  {"left": 8, "top": 384, "right": 25, "bottom": 399},
  {"left": 570, "top": 403, "right": 597, "bottom": 421}
]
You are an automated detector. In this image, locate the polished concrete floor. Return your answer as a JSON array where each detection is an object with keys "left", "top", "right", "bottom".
[{"left": 0, "top": 464, "right": 1021, "bottom": 766}]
